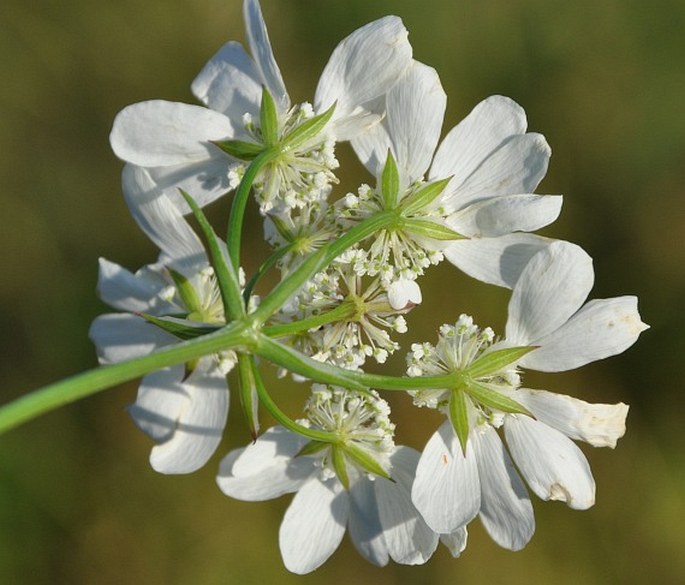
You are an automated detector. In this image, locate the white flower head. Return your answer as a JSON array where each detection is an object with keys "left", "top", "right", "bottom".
[
  {"left": 217, "top": 387, "right": 438, "bottom": 572},
  {"left": 110, "top": 0, "right": 413, "bottom": 216}
]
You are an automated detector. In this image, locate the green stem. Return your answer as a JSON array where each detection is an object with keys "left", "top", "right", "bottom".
[
  {"left": 262, "top": 302, "right": 357, "bottom": 338},
  {"left": 242, "top": 243, "right": 292, "bottom": 303},
  {"left": 252, "top": 211, "right": 397, "bottom": 325},
  {"left": 0, "top": 322, "right": 252, "bottom": 436},
  {"left": 227, "top": 149, "right": 280, "bottom": 271}
]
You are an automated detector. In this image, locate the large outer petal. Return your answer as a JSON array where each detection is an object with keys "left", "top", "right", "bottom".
[
  {"left": 520, "top": 296, "right": 648, "bottom": 372},
  {"left": 89, "top": 313, "right": 174, "bottom": 364},
  {"left": 191, "top": 41, "right": 263, "bottom": 122},
  {"left": 412, "top": 421, "right": 480, "bottom": 533},
  {"left": 279, "top": 479, "right": 349, "bottom": 574},
  {"left": 505, "top": 415, "right": 596, "bottom": 510},
  {"left": 122, "top": 165, "right": 206, "bottom": 272},
  {"left": 315, "top": 16, "right": 412, "bottom": 119},
  {"left": 352, "top": 61, "right": 445, "bottom": 185},
  {"left": 506, "top": 241, "right": 594, "bottom": 344},
  {"left": 444, "top": 233, "right": 553, "bottom": 288},
  {"left": 376, "top": 447, "right": 439, "bottom": 565},
  {"left": 217, "top": 426, "right": 314, "bottom": 501},
  {"left": 448, "top": 194, "right": 562, "bottom": 238},
  {"left": 430, "top": 95, "right": 528, "bottom": 191},
  {"left": 130, "top": 360, "right": 228, "bottom": 474},
  {"left": 243, "top": 0, "right": 289, "bottom": 112},
  {"left": 348, "top": 478, "right": 389, "bottom": 567},
  {"left": 509, "top": 388, "right": 629, "bottom": 448},
  {"left": 472, "top": 426, "right": 535, "bottom": 551},
  {"left": 110, "top": 100, "right": 234, "bottom": 167}
]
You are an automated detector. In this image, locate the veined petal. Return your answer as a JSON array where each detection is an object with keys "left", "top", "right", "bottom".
[
  {"left": 449, "top": 194, "right": 562, "bottom": 238},
  {"left": 444, "top": 233, "right": 553, "bottom": 288},
  {"left": 89, "top": 313, "right": 174, "bottom": 364},
  {"left": 122, "top": 165, "right": 206, "bottom": 271},
  {"left": 386, "top": 61, "right": 446, "bottom": 184},
  {"left": 472, "top": 425, "right": 535, "bottom": 551},
  {"left": 440, "top": 527, "right": 468, "bottom": 557},
  {"left": 217, "top": 427, "right": 314, "bottom": 501},
  {"left": 376, "top": 447, "right": 439, "bottom": 565},
  {"left": 351, "top": 119, "right": 392, "bottom": 181},
  {"left": 348, "top": 478, "right": 389, "bottom": 567},
  {"left": 388, "top": 279, "right": 422, "bottom": 310},
  {"left": 509, "top": 388, "right": 629, "bottom": 448},
  {"left": 110, "top": 100, "right": 234, "bottom": 167},
  {"left": 412, "top": 421, "right": 480, "bottom": 533},
  {"left": 505, "top": 415, "right": 596, "bottom": 510},
  {"left": 96, "top": 258, "right": 176, "bottom": 314},
  {"left": 145, "top": 361, "right": 228, "bottom": 474},
  {"left": 243, "top": 0, "right": 290, "bottom": 112},
  {"left": 279, "top": 479, "right": 349, "bottom": 574},
  {"left": 191, "top": 41, "right": 263, "bottom": 121},
  {"left": 447, "top": 133, "right": 551, "bottom": 208},
  {"left": 315, "top": 16, "right": 412, "bottom": 120},
  {"left": 506, "top": 241, "right": 594, "bottom": 344},
  {"left": 521, "top": 296, "right": 649, "bottom": 372},
  {"left": 430, "top": 95, "right": 527, "bottom": 189}
]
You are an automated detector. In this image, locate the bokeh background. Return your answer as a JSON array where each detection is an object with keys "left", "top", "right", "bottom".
[{"left": 1, "top": 0, "right": 683, "bottom": 583}]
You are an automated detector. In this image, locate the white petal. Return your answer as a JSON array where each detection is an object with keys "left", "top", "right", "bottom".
[
  {"left": 444, "top": 233, "right": 553, "bottom": 288},
  {"left": 349, "top": 113, "right": 392, "bottom": 177},
  {"left": 386, "top": 61, "right": 446, "bottom": 183},
  {"left": 430, "top": 95, "right": 527, "bottom": 187},
  {"left": 243, "top": 0, "right": 289, "bottom": 112},
  {"left": 439, "top": 527, "right": 468, "bottom": 557},
  {"left": 447, "top": 133, "right": 551, "bottom": 208},
  {"left": 348, "top": 479, "right": 389, "bottom": 567},
  {"left": 472, "top": 426, "right": 535, "bottom": 551},
  {"left": 387, "top": 279, "right": 422, "bottom": 310},
  {"left": 122, "top": 165, "right": 206, "bottom": 269},
  {"left": 449, "top": 194, "right": 562, "bottom": 238},
  {"left": 412, "top": 421, "right": 480, "bottom": 533},
  {"left": 88, "top": 313, "right": 174, "bottom": 364},
  {"left": 376, "top": 447, "right": 439, "bottom": 565},
  {"left": 510, "top": 388, "right": 629, "bottom": 448},
  {"left": 217, "top": 427, "right": 314, "bottom": 501},
  {"left": 279, "top": 479, "right": 349, "bottom": 574},
  {"left": 144, "top": 361, "right": 228, "bottom": 474},
  {"left": 506, "top": 241, "right": 594, "bottom": 344},
  {"left": 191, "top": 41, "right": 263, "bottom": 121},
  {"left": 521, "top": 296, "right": 649, "bottom": 372},
  {"left": 315, "top": 16, "right": 412, "bottom": 119},
  {"left": 110, "top": 100, "right": 234, "bottom": 167},
  {"left": 96, "top": 258, "right": 174, "bottom": 314},
  {"left": 505, "top": 416, "right": 596, "bottom": 510}
]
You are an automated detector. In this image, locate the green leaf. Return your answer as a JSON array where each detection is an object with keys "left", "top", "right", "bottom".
[
  {"left": 296, "top": 440, "right": 331, "bottom": 457},
  {"left": 212, "top": 139, "right": 264, "bottom": 160},
  {"left": 168, "top": 268, "right": 202, "bottom": 314},
  {"left": 238, "top": 355, "right": 260, "bottom": 440},
  {"left": 448, "top": 390, "right": 470, "bottom": 455},
  {"left": 399, "top": 177, "right": 451, "bottom": 216},
  {"left": 343, "top": 443, "right": 392, "bottom": 481},
  {"left": 467, "top": 346, "right": 536, "bottom": 379},
  {"left": 281, "top": 102, "right": 336, "bottom": 150},
  {"left": 464, "top": 381, "right": 532, "bottom": 416},
  {"left": 331, "top": 445, "right": 350, "bottom": 490},
  {"left": 138, "top": 313, "right": 219, "bottom": 340},
  {"left": 403, "top": 218, "right": 465, "bottom": 241},
  {"left": 259, "top": 87, "right": 279, "bottom": 147},
  {"left": 381, "top": 150, "right": 400, "bottom": 209}
]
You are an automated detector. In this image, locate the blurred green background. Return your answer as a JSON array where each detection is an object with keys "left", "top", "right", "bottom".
[{"left": 1, "top": 0, "right": 683, "bottom": 583}]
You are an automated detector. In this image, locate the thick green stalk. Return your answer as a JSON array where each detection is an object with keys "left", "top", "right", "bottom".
[
  {"left": 262, "top": 302, "right": 357, "bottom": 339},
  {"left": 0, "top": 322, "right": 252, "bottom": 435}
]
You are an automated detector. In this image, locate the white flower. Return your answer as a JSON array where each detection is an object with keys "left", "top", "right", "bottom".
[
  {"left": 348, "top": 61, "right": 561, "bottom": 287},
  {"left": 89, "top": 173, "right": 234, "bottom": 474},
  {"left": 410, "top": 240, "right": 647, "bottom": 549},
  {"left": 109, "top": 0, "right": 413, "bottom": 215},
  {"left": 216, "top": 387, "right": 438, "bottom": 573}
]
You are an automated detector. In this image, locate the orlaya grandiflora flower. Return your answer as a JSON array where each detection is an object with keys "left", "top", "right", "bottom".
[
  {"left": 344, "top": 60, "right": 561, "bottom": 288},
  {"left": 89, "top": 168, "right": 236, "bottom": 474},
  {"left": 408, "top": 241, "right": 648, "bottom": 549},
  {"left": 109, "top": 0, "right": 413, "bottom": 215},
  {"left": 216, "top": 385, "right": 440, "bottom": 573}
]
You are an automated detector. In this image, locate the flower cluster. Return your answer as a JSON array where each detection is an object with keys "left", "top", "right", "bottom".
[{"left": 95, "top": 0, "right": 647, "bottom": 574}]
